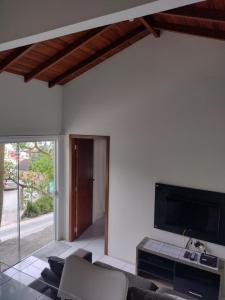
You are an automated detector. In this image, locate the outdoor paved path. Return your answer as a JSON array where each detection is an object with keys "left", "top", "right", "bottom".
[
  {"left": 0, "top": 225, "right": 53, "bottom": 266},
  {"left": 1, "top": 190, "right": 18, "bottom": 226},
  {"left": 0, "top": 213, "right": 53, "bottom": 241}
]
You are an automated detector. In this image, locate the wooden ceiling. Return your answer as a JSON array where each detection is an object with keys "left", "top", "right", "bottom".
[{"left": 0, "top": 0, "right": 225, "bottom": 87}]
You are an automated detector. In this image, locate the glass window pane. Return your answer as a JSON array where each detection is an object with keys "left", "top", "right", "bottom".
[
  {"left": 0, "top": 143, "right": 19, "bottom": 266},
  {"left": 0, "top": 140, "right": 56, "bottom": 266},
  {"left": 19, "top": 141, "right": 55, "bottom": 260}
]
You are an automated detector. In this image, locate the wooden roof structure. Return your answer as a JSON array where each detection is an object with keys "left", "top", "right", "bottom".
[{"left": 0, "top": 0, "right": 224, "bottom": 87}]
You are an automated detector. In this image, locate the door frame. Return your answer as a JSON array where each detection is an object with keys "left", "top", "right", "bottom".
[{"left": 69, "top": 134, "right": 110, "bottom": 255}]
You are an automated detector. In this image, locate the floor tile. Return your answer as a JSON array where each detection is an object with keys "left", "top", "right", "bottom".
[
  {"left": 92, "top": 253, "right": 104, "bottom": 263},
  {"left": 62, "top": 238, "right": 90, "bottom": 250},
  {"left": 17, "top": 217, "right": 119, "bottom": 277},
  {"left": 31, "top": 259, "right": 49, "bottom": 270},
  {"left": 3, "top": 267, "right": 18, "bottom": 277},
  {"left": 13, "top": 216, "right": 139, "bottom": 288},
  {"left": 23, "top": 256, "right": 39, "bottom": 265},
  {"left": 84, "top": 239, "right": 104, "bottom": 256},
  {"left": 8, "top": 216, "right": 137, "bottom": 285},
  {"left": 61, "top": 217, "right": 105, "bottom": 259},
  {"left": 22, "top": 265, "right": 42, "bottom": 279},
  {"left": 59, "top": 246, "right": 81, "bottom": 259},
  {"left": 14, "top": 261, "right": 30, "bottom": 271},
  {"left": 12, "top": 272, "right": 34, "bottom": 286}
]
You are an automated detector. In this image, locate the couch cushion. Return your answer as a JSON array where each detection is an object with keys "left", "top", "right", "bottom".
[
  {"left": 59, "top": 256, "right": 129, "bottom": 300},
  {"left": 94, "top": 261, "right": 158, "bottom": 291},
  {"left": 48, "top": 256, "right": 64, "bottom": 279}
]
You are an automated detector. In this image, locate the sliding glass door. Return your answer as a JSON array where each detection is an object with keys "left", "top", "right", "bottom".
[{"left": 0, "top": 140, "right": 56, "bottom": 266}]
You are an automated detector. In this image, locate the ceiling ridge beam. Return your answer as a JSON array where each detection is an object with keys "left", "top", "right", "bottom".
[
  {"left": 139, "top": 17, "right": 160, "bottom": 37},
  {"left": 0, "top": 44, "right": 35, "bottom": 73},
  {"left": 151, "top": 20, "right": 225, "bottom": 41},
  {"left": 160, "top": 6, "right": 225, "bottom": 23},
  {"left": 24, "top": 25, "right": 110, "bottom": 83},
  {"left": 48, "top": 26, "right": 149, "bottom": 88}
]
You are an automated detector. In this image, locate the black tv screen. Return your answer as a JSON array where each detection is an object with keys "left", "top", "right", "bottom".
[{"left": 154, "top": 183, "right": 225, "bottom": 246}]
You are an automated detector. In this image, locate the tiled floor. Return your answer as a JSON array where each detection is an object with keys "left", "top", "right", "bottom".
[
  {"left": 3, "top": 217, "right": 136, "bottom": 286},
  {"left": 60, "top": 217, "right": 136, "bottom": 274},
  {"left": 4, "top": 255, "right": 48, "bottom": 285}
]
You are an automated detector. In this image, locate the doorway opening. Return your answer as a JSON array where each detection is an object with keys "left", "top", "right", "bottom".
[{"left": 69, "top": 135, "right": 109, "bottom": 255}]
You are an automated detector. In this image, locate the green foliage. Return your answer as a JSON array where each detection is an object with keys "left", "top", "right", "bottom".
[
  {"left": 23, "top": 196, "right": 53, "bottom": 218},
  {"left": 36, "top": 196, "right": 53, "bottom": 214},
  {"left": 30, "top": 153, "right": 54, "bottom": 182},
  {"left": 24, "top": 201, "right": 40, "bottom": 218},
  {"left": 4, "top": 159, "right": 16, "bottom": 180},
  {"left": 19, "top": 143, "right": 28, "bottom": 151},
  {"left": 3, "top": 141, "right": 55, "bottom": 219}
]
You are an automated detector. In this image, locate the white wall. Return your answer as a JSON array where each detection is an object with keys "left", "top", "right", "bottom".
[
  {"left": 0, "top": 72, "right": 63, "bottom": 239},
  {"left": 63, "top": 31, "right": 225, "bottom": 266},
  {"left": 93, "top": 139, "right": 106, "bottom": 222},
  {"left": 0, "top": 73, "right": 62, "bottom": 136}
]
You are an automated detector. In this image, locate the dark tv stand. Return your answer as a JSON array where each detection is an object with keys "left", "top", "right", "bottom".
[{"left": 136, "top": 238, "right": 223, "bottom": 300}]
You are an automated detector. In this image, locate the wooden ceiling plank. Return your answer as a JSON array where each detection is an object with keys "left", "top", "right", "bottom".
[
  {"left": 24, "top": 26, "right": 110, "bottom": 82},
  {"left": 0, "top": 44, "right": 35, "bottom": 73},
  {"left": 160, "top": 6, "right": 225, "bottom": 24},
  {"left": 48, "top": 26, "right": 149, "bottom": 87},
  {"left": 139, "top": 17, "right": 160, "bottom": 37},
  {"left": 151, "top": 20, "right": 225, "bottom": 41}
]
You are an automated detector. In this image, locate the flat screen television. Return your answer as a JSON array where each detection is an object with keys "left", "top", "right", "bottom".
[{"left": 154, "top": 183, "right": 225, "bottom": 246}]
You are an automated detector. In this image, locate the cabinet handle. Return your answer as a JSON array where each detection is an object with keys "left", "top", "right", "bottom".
[{"left": 188, "top": 290, "right": 203, "bottom": 298}]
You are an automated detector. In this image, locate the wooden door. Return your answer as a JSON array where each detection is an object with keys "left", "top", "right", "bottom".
[{"left": 71, "top": 138, "right": 94, "bottom": 238}]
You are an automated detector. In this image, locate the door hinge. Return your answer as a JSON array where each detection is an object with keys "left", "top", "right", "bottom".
[{"left": 74, "top": 144, "right": 77, "bottom": 151}]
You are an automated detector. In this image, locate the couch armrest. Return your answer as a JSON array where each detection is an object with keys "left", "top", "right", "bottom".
[{"left": 94, "top": 261, "right": 158, "bottom": 291}]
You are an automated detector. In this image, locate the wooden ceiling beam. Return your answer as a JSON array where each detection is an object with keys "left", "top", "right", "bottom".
[
  {"left": 0, "top": 44, "right": 35, "bottom": 73},
  {"left": 151, "top": 20, "right": 225, "bottom": 41},
  {"left": 139, "top": 17, "right": 160, "bottom": 38},
  {"left": 24, "top": 26, "right": 110, "bottom": 82},
  {"left": 48, "top": 26, "right": 149, "bottom": 87},
  {"left": 159, "top": 7, "right": 225, "bottom": 24}
]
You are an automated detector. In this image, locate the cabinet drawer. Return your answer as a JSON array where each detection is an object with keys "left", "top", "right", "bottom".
[
  {"left": 174, "top": 263, "right": 220, "bottom": 300},
  {"left": 137, "top": 250, "right": 175, "bottom": 283},
  {"left": 138, "top": 251, "right": 175, "bottom": 271}
]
